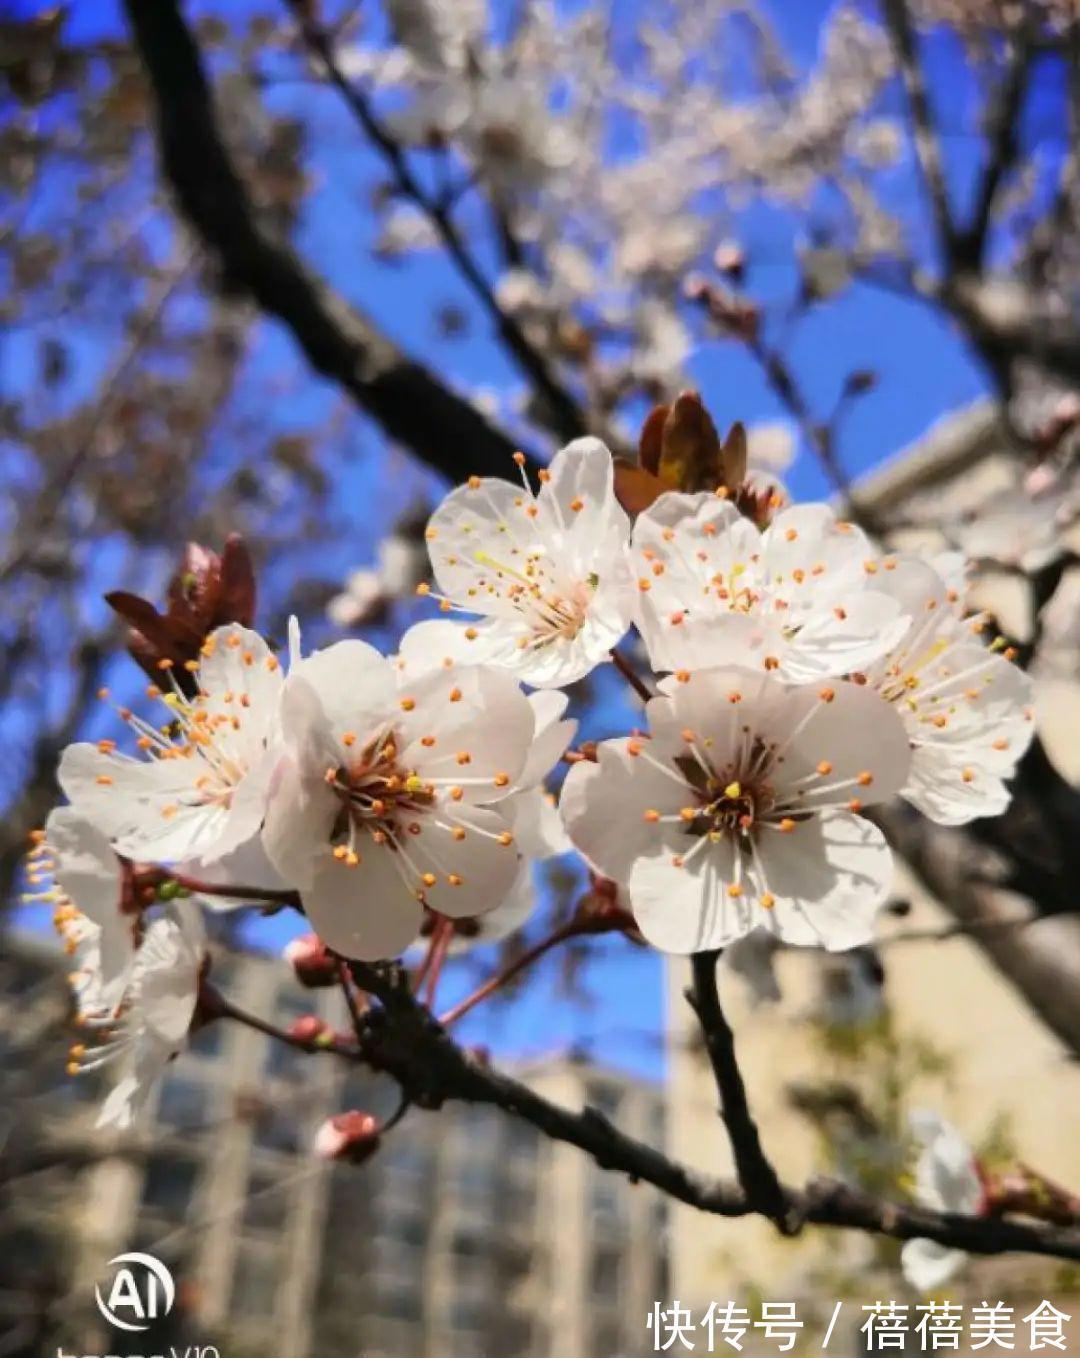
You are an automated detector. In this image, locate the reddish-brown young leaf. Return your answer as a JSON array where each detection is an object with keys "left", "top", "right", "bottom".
[{"left": 613, "top": 457, "right": 667, "bottom": 516}]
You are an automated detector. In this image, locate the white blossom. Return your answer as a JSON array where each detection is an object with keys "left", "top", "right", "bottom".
[
  {"left": 901, "top": 1110, "right": 983, "bottom": 1292},
  {"left": 631, "top": 496, "right": 907, "bottom": 682},
  {"left": 560, "top": 666, "right": 911, "bottom": 955},
  {"left": 57, "top": 624, "right": 284, "bottom": 868},
  {"left": 327, "top": 533, "right": 429, "bottom": 627},
  {"left": 63, "top": 899, "right": 206, "bottom": 1130},
  {"left": 30, "top": 808, "right": 135, "bottom": 1010},
  {"left": 397, "top": 629, "right": 575, "bottom": 950},
  {"left": 860, "top": 557, "right": 1035, "bottom": 824},
  {"left": 421, "top": 438, "right": 635, "bottom": 687},
  {"left": 261, "top": 635, "right": 535, "bottom": 960}
]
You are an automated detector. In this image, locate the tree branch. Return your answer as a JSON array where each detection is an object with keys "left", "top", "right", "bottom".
[
  {"left": 122, "top": 0, "right": 537, "bottom": 482},
  {"left": 288, "top": 6, "right": 588, "bottom": 445},
  {"left": 687, "top": 950, "right": 794, "bottom": 1231},
  {"left": 336, "top": 958, "right": 1080, "bottom": 1264},
  {"left": 876, "top": 802, "right": 1080, "bottom": 1058},
  {"left": 881, "top": 0, "right": 957, "bottom": 261},
  {"left": 957, "top": 18, "right": 1035, "bottom": 267}
]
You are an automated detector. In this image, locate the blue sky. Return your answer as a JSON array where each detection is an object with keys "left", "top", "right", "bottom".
[{"left": 11, "top": 0, "right": 1049, "bottom": 1080}]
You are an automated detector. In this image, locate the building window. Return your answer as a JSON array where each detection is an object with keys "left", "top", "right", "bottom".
[
  {"left": 251, "top": 1102, "right": 302, "bottom": 1155},
  {"left": 587, "top": 1080, "right": 623, "bottom": 1122},
  {"left": 141, "top": 1153, "right": 199, "bottom": 1221},
  {"left": 230, "top": 1239, "right": 280, "bottom": 1325},
  {"left": 591, "top": 1317, "right": 624, "bottom": 1356},
  {"left": 590, "top": 1245, "right": 621, "bottom": 1300},
  {"left": 451, "top": 1297, "right": 487, "bottom": 1332},
  {"left": 373, "top": 1276, "right": 424, "bottom": 1323},
  {"left": 243, "top": 1167, "right": 290, "bottom": 1232},
  {"left": 157, "top": 1074, "right": 209, "bottom": 1131},
  {"left": 588, "top": 1173, "right": 623, "bottom": 1230}
]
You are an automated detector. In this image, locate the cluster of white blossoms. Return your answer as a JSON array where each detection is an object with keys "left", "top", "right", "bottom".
[{"left": 33, "top": 436, "right": 1034, "bottom": 1123}]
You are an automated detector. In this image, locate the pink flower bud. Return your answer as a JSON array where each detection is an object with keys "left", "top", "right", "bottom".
[
  {"left": 283, "top": 933, "right": 338, "bottom": 987},
  {"left": 287, "top": 1014, "right": 330, "bottom": 1044},
  {"left": 313, "top": 1111, "right": 381, "bottom": 1163}
]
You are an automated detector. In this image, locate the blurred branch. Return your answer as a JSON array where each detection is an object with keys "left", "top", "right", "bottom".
[
  {"left": 745, "top": 336, "right": 876, "bottom": 528},
  {"left": 287, "top": 3, "right": 588, "bottom": 445},
  {"left": 881, "top": 0, "right": 957, "bottom": 261},
  {"left": 876, "top": 802, "right": 1080, "bottom": 1057},
  {"left": 0, "top": 636, "right": 110, "bottom": 918},
  {"left": 0, "top": 251, "right": 198, "bottom": 588},
  {"left": 123, "top": 0, "right": 538, "bottom": 482},
  {"left": 957, "top": 15, "right": 1035, "bottom": 268}
]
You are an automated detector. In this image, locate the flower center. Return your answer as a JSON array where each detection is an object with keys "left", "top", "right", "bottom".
[
  {"left": 475, "top": 549, "right": 593, "bottom": 646},
  {"left": 674, "top": 745, "right": 776, "bottom": 844},
  {"left": 324, "top": 731, "right": 434, "bottom": 865}
]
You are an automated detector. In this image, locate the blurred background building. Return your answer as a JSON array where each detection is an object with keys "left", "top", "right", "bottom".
[
  {"left": 664, "top": 407, "right": 1080, "bottom": 1350},
  {"left": 0, "top": 932, "right": 667, "bottom": 1358}
]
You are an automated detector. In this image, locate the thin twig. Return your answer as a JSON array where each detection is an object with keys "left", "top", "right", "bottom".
[
  {"left": 687, "top": 950, "right": 796, "bottom": 1232},
  {"left": 183, "top": 951, "right": 1080, "bottom": 1262},
  {"left": 422, "top": 918, "right": 454, "bottom": 1007},
  {"left": 287, "top": 2, "right": 587, "bottom": 445},
  {"left": 610, "top": 647, "right": 654, "bottom": 705},
  {"left": 881, "top": 0, "right": 956, "bottom": 260},
  {"left": 123, "top": 0, "right": 535, "bottom": 482},
  {"left": 439, "top": 922, "right": 578, "bottom": 1027},
  {"left": 171, "top": 874, "right": 301, "bottom": 907},
  {"left": 959, "top": 14, "right": 1035, "bottom": 266},
  {"left": 207, "top": 987, "right": 360, "bottom": 1059}
]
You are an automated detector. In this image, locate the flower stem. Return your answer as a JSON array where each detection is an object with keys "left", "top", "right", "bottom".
[
  {"left": 609, "top": 647, "right": 654, "bottom": 704},
  {"left": 422, "top": 918, "right": 454, "bottom": 1008},
  {"left": 171, "top": 874, "right": 301, "bottom": 907},
  {"left": 438, "top": 922, "right": 579, "bottom": 1027},
  {"left": 205, "top": 985, "right": 360, "bottom": 1059}
]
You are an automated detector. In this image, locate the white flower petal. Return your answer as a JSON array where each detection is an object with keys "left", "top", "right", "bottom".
[
  {"left": 628, "top": 842, "right": 753, "bottom": 954},
  {"left": 910, "top": 1110, "right": 983, "bottom": 1214},
  {"left": 45, "top": 807, "right": 132, "bottom": 1007},
  {"left": 903, "top": 749, "right": 1010, "bottom": 826},
  {"left": 448, "top": 861, "right": 537, "bottom": 953},
  {"left": 199, "top": 625, "right": 283, "bottom": 731},
  {"left": 422, "top": 439, "right": 633, "bottom": 686},
  {"left": 184, "top": 831, "right": 289, "bottom": 904},
  {"left": 900, "top": 1238, "right": 969, "bottom": 1294},
  {"left": 770, "top": 680, "right": 912, "bottom": 814},
  {"left": 756, "top": 812, "right": 893, "bottom": 951},
  {"left": 521, "top": 689, "right": 576, "bottom": 787},
  {"left": 405, "top": 804, "right": 522, "bottom": 920},
  {"left": 396, "top": 619, "right": 498, "bottom": 675},
  {"left": 302, "top": 851, "right": 424, "bottom": 961},
  {"left": 290, "top": 639, "right": 396, "bottom": 740},
  {"left": 560, "top": 736, "right": 686, "bottom": 881},
  {"left": 261, "top": 754, "right": 340, "bottom": 889},
  {"left": 400, "top": 664, "right": 535, "bottom": 803},
  {"left": 507, "top": 785, "right": 570, "bottom": 858},
  {"left": 138, "top": 903, "right": 205, "bottom": 1046}
]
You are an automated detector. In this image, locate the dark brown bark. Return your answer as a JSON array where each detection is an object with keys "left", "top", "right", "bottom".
[{"left": 122, "top": 0, "right": 538, "bottom": 483}]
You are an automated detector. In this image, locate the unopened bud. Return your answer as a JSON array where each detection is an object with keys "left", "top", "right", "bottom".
[
  {"left": 573, "top": 876, "right": 641, "bottom": 939},
  {"left": 843, "top": 369, "right": 877, "bottom": 397},
  {"left": 713, "top": 241, "right": 746, "bottom": 280},
  {"left": 313, "top": 1110, "right": 381, "bottom": 1163},
  {"left": 288, "top": 1014, "right": 332, "bottom": 1045},
  {"left": 284, "top": 933, "right": 339, "bottom": 987}
]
